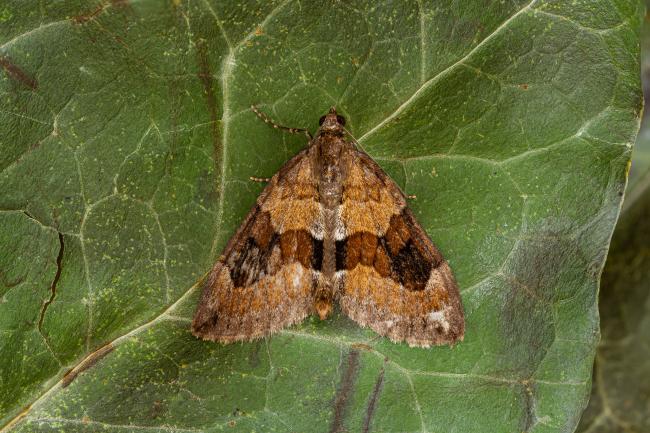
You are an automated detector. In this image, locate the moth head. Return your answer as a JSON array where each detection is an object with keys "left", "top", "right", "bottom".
[{"left": 318, "top": 107, "right": 346, "bottom": 134}]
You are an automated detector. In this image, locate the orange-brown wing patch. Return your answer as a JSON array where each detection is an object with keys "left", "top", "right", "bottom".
[{"left": 192, "top": 150, "right": 323, "bottom": 343}]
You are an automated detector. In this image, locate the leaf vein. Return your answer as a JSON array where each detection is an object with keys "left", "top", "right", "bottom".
[{"left": 357, "top": 0, "right": 539, "bottom": 144}]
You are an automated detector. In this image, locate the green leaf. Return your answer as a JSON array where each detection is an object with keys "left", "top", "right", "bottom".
[
  {"left": 576, "top": 18, "right": 650, "bottom": 427},
  {"left": 0, "top": 1, "right": 642, "bottom": 432},
  {"left": 575, "top": 147, "right": 650, "bottom": 433}
]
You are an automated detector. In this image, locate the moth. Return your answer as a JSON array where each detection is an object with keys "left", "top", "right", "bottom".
[{"left": 192, "top": 107, "right": 464, "bottom": 347}]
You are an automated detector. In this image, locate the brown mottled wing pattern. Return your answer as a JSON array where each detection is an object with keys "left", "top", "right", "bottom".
[
  {"left": 336, "top": 149, "right": 464, "bottom": 347},
  {"left": 192, "top": 149, "right": 323, "bottom": 343}
]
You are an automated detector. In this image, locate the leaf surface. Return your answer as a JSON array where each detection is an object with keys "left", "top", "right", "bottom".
[
  {"left": 0, "top": 1, "right": 642, "bottom": 432},
  {"left": 576, "top": 19, "right": 650, "bottom": 429},
  {"left": 575, "top": 152, "right": 650, "bottom": 433}
]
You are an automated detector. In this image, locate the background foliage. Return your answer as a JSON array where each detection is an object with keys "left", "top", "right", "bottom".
[{"left": 0, "top": 1, "right": 644, "bottom": 432}]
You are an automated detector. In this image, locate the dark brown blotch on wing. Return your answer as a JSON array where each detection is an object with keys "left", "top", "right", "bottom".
[
  {"left": 390, "top": 238, "right": 431, "bottom": 291},
  {"left": 225, "top": 209, "right": 280, "bottom": 288},
  {"left": 228, "top": 225, "right": 324, "bottom": 289},
  {"left": 280, "top": 229, "right": 323, "bottom": 271},
  {"left": 336, "top": 212, "right": 439, "bottom": 291},
  {"left": 338, "top": 232, "right": 379, "bottom": 270},
  {"left": 228, "top": 226, "right": 280, "bottom": 288}
]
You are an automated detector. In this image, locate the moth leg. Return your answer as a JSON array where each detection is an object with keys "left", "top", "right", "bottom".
[
  {"left": 251, "top": 105, "right": 313, "bottom": 140},
  {"left": 249, "top": 176, "right": 271, "bottom": 183}
]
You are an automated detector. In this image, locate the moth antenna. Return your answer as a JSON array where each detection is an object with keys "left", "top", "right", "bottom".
[{"left": 251, "top": 105, "right": 313, "bottom": 140}]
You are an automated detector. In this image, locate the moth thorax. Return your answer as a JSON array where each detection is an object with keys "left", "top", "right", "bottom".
[{"left": 318, "top": 135, "right": 346, "bottom": 164}]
